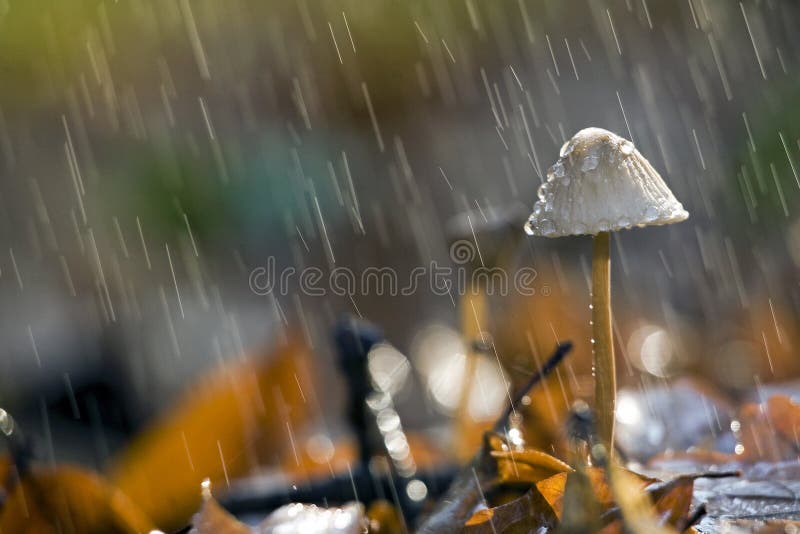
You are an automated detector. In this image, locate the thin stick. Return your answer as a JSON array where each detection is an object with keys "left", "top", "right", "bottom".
[
  {"left": 592, "top": 231, "right": 615, "bottom": 453},
  {"left": 493, "top": 341, "right": 572, "bottom": 432}
]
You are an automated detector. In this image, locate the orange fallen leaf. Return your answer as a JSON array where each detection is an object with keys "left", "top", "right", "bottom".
[
  {"left": 463, "top": 466, "right": 700, "bottom": 534},
  {"left": 491, "top": 448, "right": 572, "bottom": 486},
  {"left": 535, "top": 467, "right": 702, "bottom": 533},
  {"left": 604, "top": 464, "right": 678, "bottom": 534},
  {"left": 535, "top": 467, "right": 654, "bottom": 517},
  {"left": 761, "top": 395, "right": 800, "bottom": 439},
  {"left": 110, "top": 337, "right": 311, "bottom": 531},
  {"left": 0, "top": 463, "right": 154, "bottom": 534},
  {"left": 737, "top": 395, "right": 800, "bottom": 461},
  {"left": 601, "top": 473, "right": 711, "bottom": 533},
  {"left": 462, "top": 487, "right": 557, "bottom": 533},
  {"left": 647, "top": 475, "right": 695, "bottom": 528}
]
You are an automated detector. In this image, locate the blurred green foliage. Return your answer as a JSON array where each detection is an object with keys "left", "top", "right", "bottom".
[
  {"left": 97, "top": 130, "right": 351, "bottom": 248},
  {"left": 733, "top": 79, "right": 800, "bottom": 233}
]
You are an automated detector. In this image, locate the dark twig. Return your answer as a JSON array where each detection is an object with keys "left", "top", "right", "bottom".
[
  {"left": 493, "top": 341, "right": 572, "bottom": 433},
  {"left": 680, "top": 502, "right": 707, "bottom": 532}
]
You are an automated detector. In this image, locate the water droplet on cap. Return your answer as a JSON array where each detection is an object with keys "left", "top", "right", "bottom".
[
  {"left": 548, "top": 160, "right": 565, "bottom": 179},
  {"left": 581, "top": 153, "right": 599, "bottom": 172},
  {"left": 524, "top": 220, "right": 535, "bottom": 235},
  {"left": 620, "top": 140, "right": 635, "bottom": 155},
  {"left": 537, "top": 184, "right": 548, "bottom": 201}
]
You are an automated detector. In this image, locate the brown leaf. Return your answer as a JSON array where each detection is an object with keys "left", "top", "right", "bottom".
[
  {"left": 0, "top": 464, "right": 154, "bottom": 534},
  {"left": 491, "top": 448, "right": 572, "bottom": 486},
  {"left": 418, "top": 342, "right": 573, "bottom": 534},
  {"left": 534, "top": 467, "right": 700, "bottom": 533},
  {"left": 605, "top": 465, "right": 677, "bottom": 534},
  {"left": 648, "top": 476, "right": 694, "bottom": 528},
  {"left": 462, "top": 487, "right": 557, "bottom": 533},
  {"left": 762, "top": 395, "right": 800, "bottom": 439},
  {"left": 737, "top": 395, "right": 800, "bottom": 461},
  {"left": 461, "top": 446, "right": 580, "bottom": 533},
  {"left": 110, "top": 338, "right": 311, "bottom": 531},
  {"left": 600, "top": 473, "right": 718, "bottom": 533},
  {"left": 416, "top": 433, "right": 515, "bottom": 533},
  {"left": 536, "top": 467, "right": 655, "bottom": 518}
]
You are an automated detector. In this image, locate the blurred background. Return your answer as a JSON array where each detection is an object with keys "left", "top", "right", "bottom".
[{"left": 1, "top": 0, "right": 800, "bottom": 528}]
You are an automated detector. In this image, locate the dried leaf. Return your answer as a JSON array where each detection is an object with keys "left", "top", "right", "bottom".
[
  {"left": 738, "top": 395, "right": 800, "bottom": 461},
  {"left": 461, "top": 452, "right": 589, "bottom": 533},
  {"left": 0, "top": 464, "right": 154, "bottom": 534},
  {"left": 110, "top": 338, "right": 311, "bottom": 531},
  {"left": 534, "top": 467, "right": 701, "bottom": 533},
  {"left": 606, "top": 464, "right": 677, "bottom": 534},
  {"left": 462, "top": 487, "right": 557, "bottom": 533},
  {"left": 761, "top": 395, "right": 800, "bottom": 439},
  {"left": 417, "top": 344, "right": 572, "bottom": 533},
  {"left": 416, "top": 433, "right": 507, "bottom": 533},
  {"left": 536, "top": 467, "right": 655, "bottom": 517},
  {"left": 491, "top": 448, "right": 572, "bottom": 486},
  {"left": 601, "top": 473, "right": 722, "bottom": 533},
  {"left": 648, "top": 476, "right": 695, "bottom": 528}
]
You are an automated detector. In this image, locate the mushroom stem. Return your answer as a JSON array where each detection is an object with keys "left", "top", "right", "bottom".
[{"left": 591, "top": 231, "right": 615, "bottom": 454}]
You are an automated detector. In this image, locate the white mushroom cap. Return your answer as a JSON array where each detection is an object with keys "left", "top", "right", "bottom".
[{"left": 524, "top": 127, "right": 689, "bottom": 237}]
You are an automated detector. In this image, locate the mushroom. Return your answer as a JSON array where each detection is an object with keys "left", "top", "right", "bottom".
[{"left": 524, "top": 127, "right": 689, "bottom": 453}]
